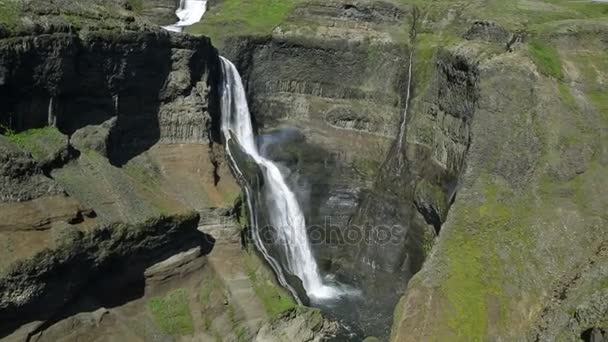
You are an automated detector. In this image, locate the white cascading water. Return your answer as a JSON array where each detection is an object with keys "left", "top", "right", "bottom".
[
  {"left": 395, "top": 50, "right": 414, "bottom": 171},
  {"left": 219, "top": 57, "right": 338, "bottom": 300},
  {"left": 162, "top": 0, "right": 208, "bottom": 32}
]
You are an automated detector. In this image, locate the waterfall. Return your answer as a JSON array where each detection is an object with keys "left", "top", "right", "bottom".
[
  {"left": 163, "top": 0, "right": 208, "bottom": 32},
  {"left": 219, "top": 57, "right": 338, "bottom": 300},
  {"left": 395, "top": 50, "right": 413, "bottom": 170}
]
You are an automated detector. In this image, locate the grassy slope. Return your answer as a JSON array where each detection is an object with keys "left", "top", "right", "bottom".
[
  {"left": 148, "top": 289, "right": 195, "bottom": 336},
  {"left": 186, "top": 0, "right": 301, "bottom": 44},
  {"left": 0, "top": 0, "right": 21, "bottom": 29}
]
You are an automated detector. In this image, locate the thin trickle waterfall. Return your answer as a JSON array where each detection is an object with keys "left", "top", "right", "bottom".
[
  {"left": 396, "top": 9, "right": 419, "bottom": 171},
  {"left": 219, "top": 57, "right": 338, "bottom": 300},
  {"left": 395, "top": 50, "right": 413, "bottom": 169},
  {"left": 163, "top": 0, "right": 208, "bottom": 32}
]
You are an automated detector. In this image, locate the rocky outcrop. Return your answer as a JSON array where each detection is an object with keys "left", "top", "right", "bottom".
[
  {"left": 255, "top": 307, "right": 338, "bottom": 342},
  {"left": 0, "top": 213, "right": 204, "bottom": 336},
  {"left": 464, "top": 20, "right": 512, "bottom": 44},
  {"left": 0, "top": 26, "right": 221, "bottom": 164},
  {"left": 0, "top": 136, "right": 64, "bottom": 202},
  {"left": 130, "top": 0, "right": 179, "bottom": 26}
]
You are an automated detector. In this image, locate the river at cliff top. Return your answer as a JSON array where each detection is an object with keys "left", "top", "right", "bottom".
[{"left": 163, "top": 0, "right": 207, "bottom": 32}]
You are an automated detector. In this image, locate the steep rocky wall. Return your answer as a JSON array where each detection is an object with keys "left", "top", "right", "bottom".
[
  {"left": 0, "top": 213, "right": 204, "bottom": 336},
  {"left": 391, "top": 21, "right": 608, "bottom": 341},
  {"left": 0, "top": 26, "right": 221, "bottom": 165},
  {"left": 210, "top": 1, "right": 414, "bottom": 337},
  {"left": 0, "top": 9, "right": 237, "bottom": 338},
  {"left": 220, "top": 0, "right": 412, "bottom": 271}
]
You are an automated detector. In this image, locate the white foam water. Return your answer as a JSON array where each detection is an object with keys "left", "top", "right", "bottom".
[
  {"left": 219, "top": 57, "right": 339, "bottom": 300},
  {"left": 162, "top": 0, "right": 208, "bottom": 33}
]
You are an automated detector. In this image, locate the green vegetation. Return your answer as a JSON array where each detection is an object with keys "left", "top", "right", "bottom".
[
  {"left": 529, "top": 39, "right": 563, "bottom": 79},
  {"left": 235, "top": 192, "right": 251, "bottom": 230},
  {"left": 352, "top": 158, "right": 381, "bottom": 179},
  {"left": 126, "top": 0, "right": 143, "bottom": 13},
  {"left": 0, "top": 0, "right": 21, "bottom": 29},
  {"left": 547, "top": 0, "right": 608, "bottom": 18},
  {"left": 421, "top": 227, "right": 435, "bottom": 258},
  {"left": 123, "top": 158, "right": 163, "bottom": 192},
  {"left": 148, "top": 289, "right": 194, "bottom": 336},
  {"left": 558, "top": 82, "right": 577, "bottom": 109},
  {"left": 187, "top": 0, "right": 300, "bottom": 44},
  {"left": 243, "top": 249, "right": 296, "bottom": 317},
  {"left": 440, "top": 174, "right": 537, "bottom": 340},
  {"left": 60, "top": 14, "right": 87, "bottom": 29},
  {"left": 6, "top": 127, "right": 65, "bottom": 160},
  {"left": 573, "top": 51, "right": 608, "bottom": 122}
]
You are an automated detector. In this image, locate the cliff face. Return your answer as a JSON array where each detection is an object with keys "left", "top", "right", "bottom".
[
  {"left": 0, "top": 3, "right": 235, "bottom": 338},
  {"left": 392, "top": 15, "right": 608, "bottom": 342},
  {"left": 194, "top": 0, "right": 608, "bottom": 340},
  {"left": 2, "top": 0, "right": 607, "bottom": 340},
  {"left": 0, "top": 27, "right": 220, "bottom": 157},
  {"left": 213, "top": 1, "right": 414, "bottom": 336}
]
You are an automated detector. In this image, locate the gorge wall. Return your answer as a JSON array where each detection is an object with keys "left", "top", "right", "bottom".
[
  {"left": 1, "top": 0, "right": 607, "bottom": 341},
  {"left": 192, "top": 0, "right": 608, "bottom": 340},
  {"left": 0, "top": 2, "right": 320, "bottom": 341}
]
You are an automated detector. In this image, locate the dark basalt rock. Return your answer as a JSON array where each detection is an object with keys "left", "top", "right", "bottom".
[
  {"left": 0, "top": 212, "right": 207, "bottom": 338},
  {"left": 464, "top": 20, "right": 512, "bottom": 44}
]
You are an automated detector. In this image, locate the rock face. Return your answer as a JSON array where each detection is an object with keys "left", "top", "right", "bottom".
[
  {"left": 217, "top": 1, "right": 415, "bottom": 336},
  {"left": 131, "top": 0, "right": 179, "bottom": 26},
  {"left": 391, "top": 17, "right": 608, "bottom": 342},
  {"left": 2, "top": 0, "right": 608, "bottom": 341},
  {"left": 0, "top": 4, "right": 240, "bottom": 339},
  {"left": 255, "top": 307, "right": 338, "bottom": 342},
  {"left": 0, "top": 136, "right": 65, "bottom": 202},
  {"left": 0, "top": 213, "right": 204, "bottom": 336},
  {"left": 0, "top": 27, "right": 220, "bottom": 166},
  {"left": 198, "top": 0, "right": 608, "bottom": 340}
]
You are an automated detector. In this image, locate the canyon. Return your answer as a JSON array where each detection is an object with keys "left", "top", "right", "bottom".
[{"left": 0, "top": 0, "right": 607, "bottom": 341}]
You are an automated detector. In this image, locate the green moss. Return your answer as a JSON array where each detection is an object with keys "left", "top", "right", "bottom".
[
  {"left": 558, "top": 82, "right": 577, "bottom": 109},
  {"left": 546, "top": 0, "right": 608, "bottom": 18},
  {"left": 235, "top": 192, "right": 251, "bottom": 230},
  {"left": 148, "top": 289, "right": 194, "bottom": 336},
  {"left": 236, "top": 326, "right": 249, "bottom": 342},
  {"left": 351, "top": 158, "right": 381, "bottom": 179},
  {"left": 529, "top": 39, "right": 563, "bottom": 79},
  {"left": 60, "top": 14, "right": 87, "bottom": 29},
  {"left": 0, "top": 0, "right": 21, "bottom": 29},
  {"left": 243, "top": 249, "right": 296, "bottom": 317},
  {"left": 442, "top": 230, "right": 497, "bottom": 339},
  {"left": 126, "top": 0, "right": 143, "bottom": 13},
  {"left": 6, "top": 127, "right": 65, "bottom": 160},
  {"left": 421, "top": 227, "right": 435, "bottom": 258},
  {"left": 186, "top": 0, "right": 300, "bottom": 44},
  {"left": 123, "top": 158, "right": 163, "bottom": 191},
  {"left": 440, "top": 175, "right": 537, "bottom": 340}
]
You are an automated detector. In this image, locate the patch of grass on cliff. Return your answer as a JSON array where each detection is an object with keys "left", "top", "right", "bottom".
[
  {"left": 0, "top": 0, "right": 21, "bottom": 29},
  {"left": 441, "top": 176, "right": 535, "bottom": 340},
  {"left": 549, "top": 0, "right": 608, "bottom": 18},
  {"left": 529, "top": 39, "right": 563, "bottom": 80},
  {"left": 244, "top": 249, "right": 296, "bottom": 317},
  {"left": 187, "top": 0, "right": 300, "bottom": 43},
  {"left": 6, "top": 127, "right": 65, "bottom": 160},
  {"left": 575, "top": 52, "right": 608, "bottom": 123},
  {"left": 148, "top": 289, "right": 194, "bottom": 336},
  {"left": 126, "top": 0, "right": 143, "bottom": 13}
]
